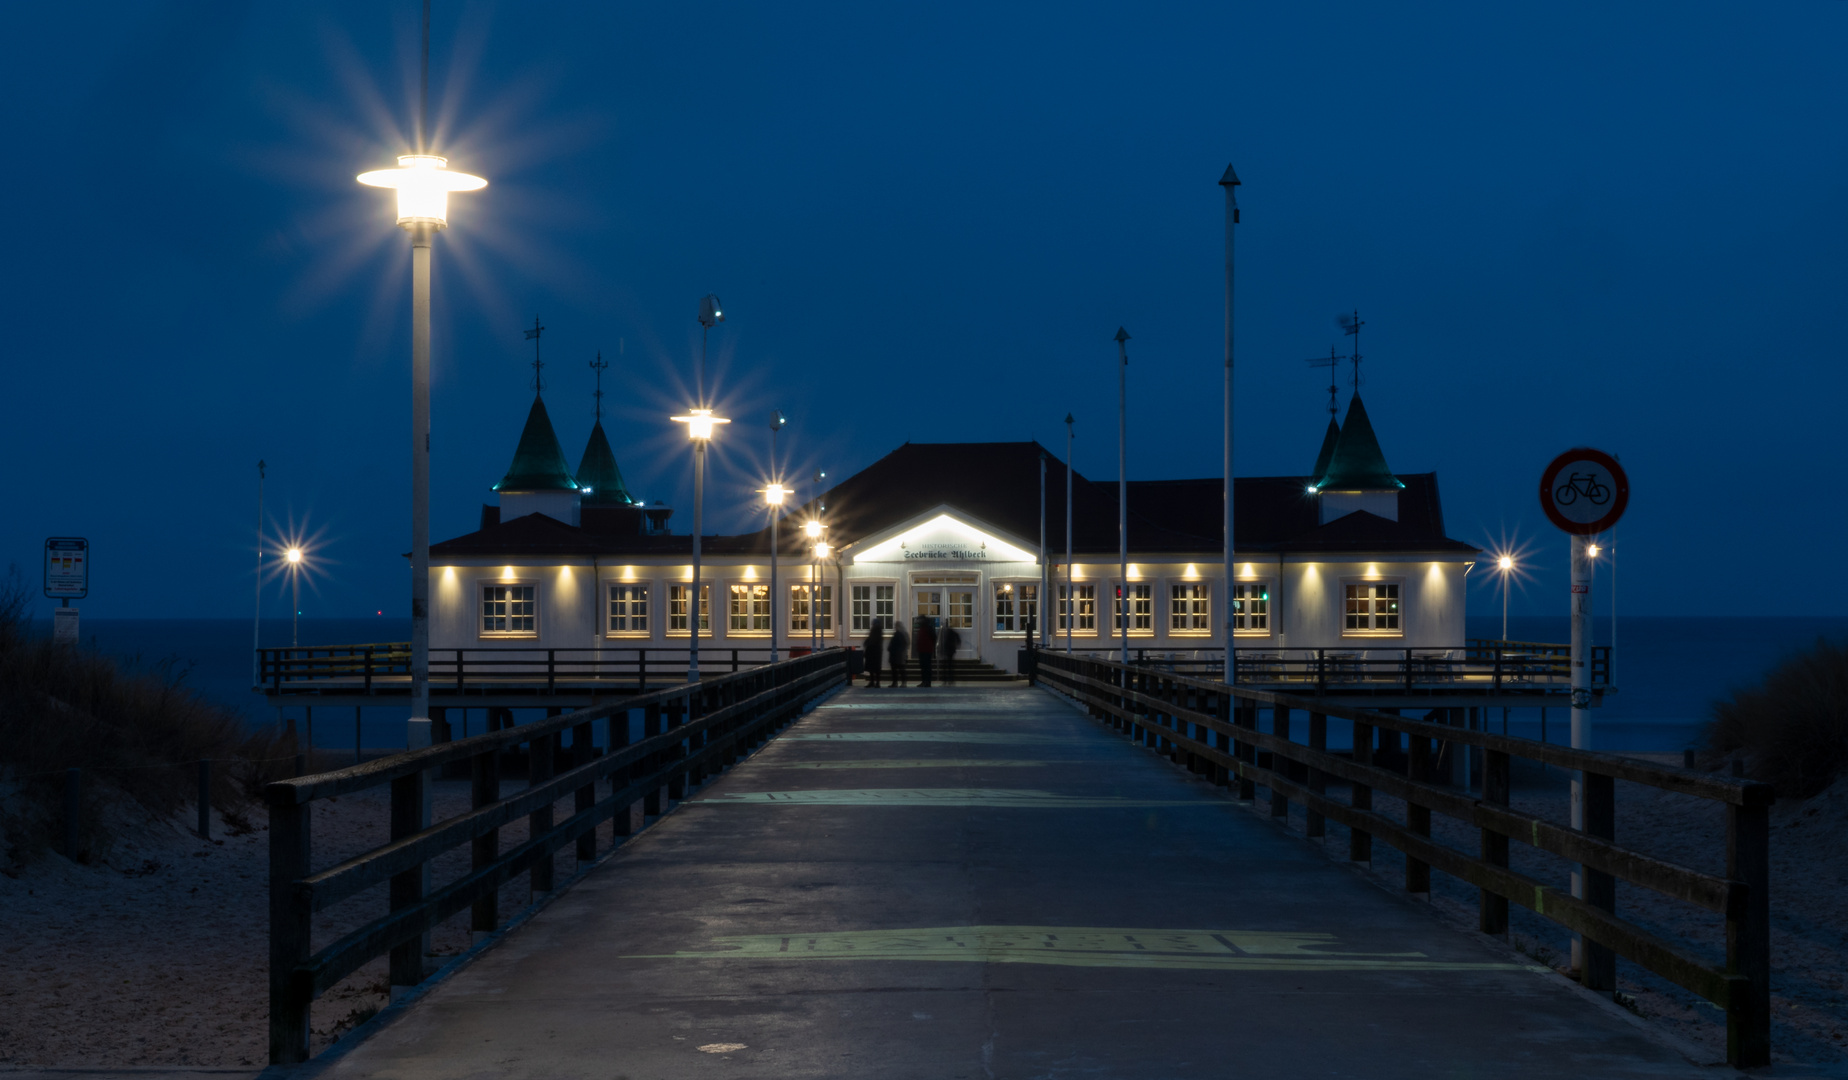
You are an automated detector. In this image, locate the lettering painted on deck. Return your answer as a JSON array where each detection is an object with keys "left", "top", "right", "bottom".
[
  {"left": 786, "top": 732, "right": 1068, "bottom": 743},
  {"left": 632, "top": 926, "right": 1540, "bottom": 974},
  {"left": 694, "top": 788, "right": 1220, "bottom": 808},
  {"left": 771, "top": 759, "right": 1052, "bottom": 769}
]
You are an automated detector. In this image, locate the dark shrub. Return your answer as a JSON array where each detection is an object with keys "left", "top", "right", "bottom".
[{"left": 1704, "top": 637, "right": 1848, "bottom": 799}]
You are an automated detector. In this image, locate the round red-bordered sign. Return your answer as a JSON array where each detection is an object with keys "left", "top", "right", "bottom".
[{"left": 1539, "top": 448, "right": 1628, "bottom": 535}]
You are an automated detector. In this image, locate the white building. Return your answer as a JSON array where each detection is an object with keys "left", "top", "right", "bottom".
[{"left": 427, "top": 391, "right": 1481, "bottom": 673}]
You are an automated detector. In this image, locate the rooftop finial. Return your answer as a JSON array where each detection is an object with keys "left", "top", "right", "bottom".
[
  {"left": 589, "top": 348, "right": 608, "bottom": 420},
  {"left": 1336, "top": 310, "right": 1364, "bottom": 394},
  {"left": 1304, "top": 345, "right": 1342, "bottom": 419},
  {"left": 524, "top": 315, "right": 546, "bottom": 393}
]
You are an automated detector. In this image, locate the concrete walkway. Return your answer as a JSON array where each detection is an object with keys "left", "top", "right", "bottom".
[{"left": 307, "top": 683, "right": 1705, "bottom": 1079}]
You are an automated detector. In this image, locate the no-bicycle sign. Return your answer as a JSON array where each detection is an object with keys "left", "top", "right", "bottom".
[{"left": 1539, "top": 449, "right": 1628, "bottom": 535}]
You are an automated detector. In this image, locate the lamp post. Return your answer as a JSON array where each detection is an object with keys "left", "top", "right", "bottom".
[
  {"left": 671, "top": 408, "right": 730, "bottom": 681},
  {"left": 286, "top": 546, "right": 304, "bottom": 648},
  {"left": 1064, "top": 413, "right": 1074, "bottom": 655},
  {"left": 253, "top": 461, "right": 265, "bottom": 686},
  {"left": 765, "top": 482, "right": 788, "bottom": 661},
  {"left": 697, "top": 295, "right": 724, "bottom": 407},
  {"left": 1497, "top": 555, "right": 1514, "bottom": 641},
  {"left": 1219, "top": 164, "right": 1240, "bottom": 686},
  {"left": 804, "top": 519, "right": 824, "bottom": 653},
  {"left": 357, "top": 153, "right": 486, "bottom": 750},
  {"left": 813, "top": 537, "right": 832, "bottom": 653},
  {"left": 1114, "top": 328, "right": 1130, "bottom": 669}
]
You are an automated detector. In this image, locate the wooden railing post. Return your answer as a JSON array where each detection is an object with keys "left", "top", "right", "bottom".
[
  {"left": 1479, "top": 749, "right": 1510, "bottom": 935},
  {"left": 610, "top": 708, "right": 633, "bottom": 838},
  {"left": 1350, "top": 720, "right": 1372, "bottom": 863},
  {"left": 387, "top": 766, "right": 431, "bottom": 986},
  {"left": 1270, "top": 703, "right": 1289, "bottom": 820},
  {"left": 527, "top": 731, "right": 556, "bottom": 897},
  {"left": 642, "top": 701, "right": 664, "bottom": 818},
  {"left": 1406, "top": 732, "right": 1431, "bottom": 893},
  {"left": 1235, "top": 702, "right": 1256, "bottom": 802},
  {"left": 470, "top": 747, "right": 500, "bottom": 935},
  {"left": 1306, "top": 712, "right": 1327, "bottom": 838},
  {"left": 1212, "top": 690, "right": 1231, "bottom": 787},
  {"left": 1727, "top": 796, "right": 1772, "bottom": 1067},
  {"left": 267, "top": 791, "right": 311, "bottom": 1065},
  {"left": 1582, "top": 771, "right": 1617, "bottom": 991},
  {"left": 574, "top": 719, "right": 597, "bottom": 864}
]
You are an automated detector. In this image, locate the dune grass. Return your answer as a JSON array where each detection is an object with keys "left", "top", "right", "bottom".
[
  {"left": 1705, "top": 636, "right": 1848, "bottom": 799},
  {"left": 0, "top": 567, "right": 293, "bottom": 866}
]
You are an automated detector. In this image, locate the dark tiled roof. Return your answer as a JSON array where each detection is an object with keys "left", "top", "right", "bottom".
[
  {"left": 493, "top": 396, "right": 579, "bottom": 493},
  {"left": 1311, "top": 418, "right": 1341, "bottom": 482},
  {"left": 1317, "top": 395, "right": 1403, "bottom": 491},
  {"left": 574, "top": 421, "right": 635, "bottom": 506},
  {"left": 436, "top": 439, "right": 1478, "bottom": 559}
]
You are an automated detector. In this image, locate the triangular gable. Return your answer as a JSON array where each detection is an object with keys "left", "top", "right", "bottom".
[{"left": 841, "top": 503, "right": 1039, "bottom": 565}]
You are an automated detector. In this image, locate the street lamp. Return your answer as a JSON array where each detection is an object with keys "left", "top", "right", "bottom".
[
  {"left": 286, "top": 546, "right": 304, "bottom": 648},
  {"left": 356, "top": 152, "right": 486, "bottom": 750},
  {"left": 697, "top": 294, "right": 725, "bottom": 407},
  {"left": 671, "top": 408, "right": 730, "bottom": 681},
  {"left": 804, "top": 519, "right": 825, "bottom": 654},
  {"left": 1496, "top": 555, "right": 1515, "bottom": 641},
  {"left": 764, "top": 482, "right": 788, "bottom": 661}
]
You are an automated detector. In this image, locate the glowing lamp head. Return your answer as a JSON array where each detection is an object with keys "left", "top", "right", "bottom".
[
  {"left": 670, "top": 408, "right": 730, "bottom": 441},
  {"left": 813, "top": 540, "right": 832, "bottom": 558},
  {"left": 699, "top": 294, "right": 725, "bottom": 328},
  {"left": 765, "top": 483, "right": 788, "bottom": 506},
  {"left": 286, "top": 547, "right": 303, "bottom": 564},
  {"left": 1498, "top": 556, "right": 1513, "bottom": 571},
  {"left": 803, "top": 520, "right": 823, "bottom": 539},
  {"left": 1588, "top": 544, "right": 1601, "bottom": 558},
  {"left": 357, "top": 155, "right": 487, "bottom": 228}
]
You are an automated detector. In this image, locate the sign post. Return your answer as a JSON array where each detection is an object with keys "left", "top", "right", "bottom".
[
  {"left": 44, "top": 537, "right": 90, "bottom": 646},
  {"left": 1539, "top": 448, "right": 1628, "bottom": 980}
]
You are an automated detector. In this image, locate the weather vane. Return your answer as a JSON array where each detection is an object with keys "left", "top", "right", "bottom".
[
  {"left": 1303, "top": 345, "right": 1342, "bottom": 418},
  {"left": 589, "top": 349, "right": 609, "bottom": 420},
  {"left": 1336, "top": 310, "right": 1364, "bottom": 392},
  {"left": 524, "top": 315, "right": 545, "bottom": 392}
]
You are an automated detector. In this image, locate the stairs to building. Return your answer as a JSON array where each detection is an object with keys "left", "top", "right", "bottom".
[{"left": 867, "top": 658, "right": 1019, "bottom": 684}]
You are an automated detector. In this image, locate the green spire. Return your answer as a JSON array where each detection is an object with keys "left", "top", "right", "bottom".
[
  {"left": 493, "top": 395, "right": 579, "bottom": 493},
  {"left": 1311, "top": 417, "right": 1341, "bottom": 482},
  {"left": 575, "top": 420, "right": 635, "bottom": 506},
  {"left": 1316, "top": 395, "right": 1403, "bottom": 491}
]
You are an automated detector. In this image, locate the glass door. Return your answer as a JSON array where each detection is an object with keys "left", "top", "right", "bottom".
[{"left": 912, "top": 575, "right": 980, "bottom": 659}]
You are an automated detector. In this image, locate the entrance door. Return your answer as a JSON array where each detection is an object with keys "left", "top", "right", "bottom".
[{"left": 913, "top": 575, "right": 979, "bottom": 659}]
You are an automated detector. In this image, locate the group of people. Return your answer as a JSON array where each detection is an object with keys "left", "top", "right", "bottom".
[{"left": 862, "top": 618, "right": 959, "bottom": 688}]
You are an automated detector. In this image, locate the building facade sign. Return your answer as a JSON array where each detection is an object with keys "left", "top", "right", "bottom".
[{"left": 903, "top": 546, "right": 987, "bottom": 560}]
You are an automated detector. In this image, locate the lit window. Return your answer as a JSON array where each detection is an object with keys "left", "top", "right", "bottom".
[
  {"left": 1232, "top": 583, "right": 1270, "bottom": 633},
  {"left": 993, "top": 582, "right": 1040, "bottom": 634},
  {"left": 1344, "top": 582, "right": 1400, "bottom": 632},
  {"left": 728, "top": 584, "right": 770, "bottom": 632},
  {"left": 1109, "top": 583, "right": 1151, "bottom": 633},
  {"left": 791, "top": 584, "right": 833, "bottom": 632},
  {"left": 481, "top": 584, "right": 536, "bottom": 635},
  {"left": 851, "top": 584, "right": 895, "bottom": 632},
  {"left": 1170, "top": 583, "right": 1211, "bottom": 633},
  {"left": 607, "top": 583, "right": 649, "bottom": 634},
  {"left": 1057, "top": 584, "right": 1096, "bottom": 632},
  {"left": 668, "top": 584, "right": 710, "bottom": 635}
]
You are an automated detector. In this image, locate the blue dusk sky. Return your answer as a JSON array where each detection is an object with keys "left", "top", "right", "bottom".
[{"left": 1, "top": 2, "right": 1843, "bottom": 620}]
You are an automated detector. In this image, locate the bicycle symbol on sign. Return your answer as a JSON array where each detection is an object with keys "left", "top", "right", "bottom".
[{"left": 1554, "top": 472, "right": 1611, "bottom": 507}]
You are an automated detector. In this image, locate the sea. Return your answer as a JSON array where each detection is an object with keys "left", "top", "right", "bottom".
[{"left": 40, "top": 615, "right": 1848, "bottom": 755}]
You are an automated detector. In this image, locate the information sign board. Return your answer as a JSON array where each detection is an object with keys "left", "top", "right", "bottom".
[{"left": 44, "top": 537, "right": 89, "bottom": 599}]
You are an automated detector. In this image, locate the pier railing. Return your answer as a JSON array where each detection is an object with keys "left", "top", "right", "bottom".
[
  {"left": 1024, "top": 649, "right": 1771, "bottom": 1067},
  {"left": 265, "top": 648, "right": 849, "bottom": 1064},
  {"left": 258, "top": 643, "right": 784, "bottom": 693},
  {"left": 1041, "top": 641, "right": 1609, "bottom": 691}
]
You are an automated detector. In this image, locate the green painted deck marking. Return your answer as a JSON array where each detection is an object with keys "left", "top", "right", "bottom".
[
  {"left": 694, "top": 788, "right": 1220, "bottom": 808},
  {"left": 769, "top": 759, "right": 1051, "bottom": 769},
  {"left": 786, "top": 732, "right": 1066, "bottom": 744},
  {"left": 632, "top": 925, "right": 1540, "bottom": 974}
]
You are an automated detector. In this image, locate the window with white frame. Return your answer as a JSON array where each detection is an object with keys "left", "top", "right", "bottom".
[
  {"left": 481, "top": 584, "right": 536, "bottom": 635},
  {"left": 1112, "top": 583, "right": 1153, "bottom": 633},
  {"left": 607, "top": 582, "right": 649, "bottom": 635},
  {"left": 791, "top": 584, "right": 833, "bottom": 632},
  {"left": 851, "top": 584, "right": 895, "bottom": 632},
  {"left": 668, "top": 584, "right": 710, "bottom": 635},
  {"left": 1057, "top": 583, "right": 1096, "bottom": 632},
  {"left": 1170, "top": 583, "right": 1211, "bottom": 633},
  {"left": 1344, "top": 582, "right": 1400, "bottom": 632},
  {"left": 993, "top": 581, "right": 1039, "bottom": 634},
  {"left": 1232, "top": 582, "right": 1270, "bottom": 633},
  {"left": 728, "top": 584, "right": 770, "bottom": 632}
]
